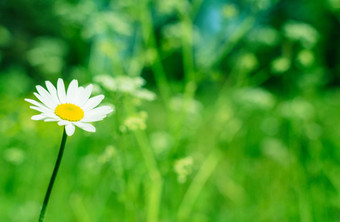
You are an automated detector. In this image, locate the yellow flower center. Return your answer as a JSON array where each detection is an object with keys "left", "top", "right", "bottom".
[{"left": 55, "top": 103, "right": 84, "bottom": 122}]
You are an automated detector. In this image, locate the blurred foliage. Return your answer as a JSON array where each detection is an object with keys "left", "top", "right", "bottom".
[{"left": 1, "top": 0, "right": 340, "bottom": 221}]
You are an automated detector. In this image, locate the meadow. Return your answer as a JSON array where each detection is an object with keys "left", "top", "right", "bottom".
[{"left": 1, "top": 0, "right": 340, "bottom": 221}]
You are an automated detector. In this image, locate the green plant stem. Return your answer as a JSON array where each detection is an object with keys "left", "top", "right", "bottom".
[
  {"left": 124, "top": 98, "right": 163, "bottom": 222},
  {"left": 211, "top": 17, "right": 255, "bottom": 68},
  {"left": 134, "top": 130, "right": 163, "bottom": 222},
  {"left": 169, "top": 12, "right": 197, "bottom": 153},
  {"left": 39, "top": 128, "right": 67, "bottom": 222},
  {"left": 140, "top": 1, "right": 171, "bottom": 102},
  {"left": 177, "top": 149, "right": 221, "bottom": 221}
]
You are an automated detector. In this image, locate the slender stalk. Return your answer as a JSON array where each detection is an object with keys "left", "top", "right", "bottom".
[
  {"left": 177, "top": 149, "right": 221, "bottom": 221},
  {"left": 211, "top": 16, "right": 255, "bottom": 68},
  {"left": 139, "top": 0, "right": 171, "bottom": 102},
  {"left": 170, "top": 12, "right": 197, "bottom": 150},
  {"left": 123, "top": 98, "right": 163, "bottom": 222},
  {"left": 39, "top": 128, "right": 67, "bottom": 222},
  {"left": 134, "top": 130, "right": 163, "bottom": 222}
]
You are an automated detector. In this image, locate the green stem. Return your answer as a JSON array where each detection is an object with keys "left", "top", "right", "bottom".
[
  {"left": 211, "top": 17, "right": 255, "bottom": 68},
  {"left": 39, "top": 128, "right": 67, "bottom": 222},
  {"left": 177, "top": 149, "right": 221, "bottom": 221},
  {"left": 139, "top": 0, "right": 171, "bottom": 102},
  {"left": 134, "top": 130, "right": 163, "bottom": 222},
  {"left": 169, "top": 13, "right": 197, "bottom": 153},
  {"left": 123, "top": 98, "right": 163, "bottom": 222}
]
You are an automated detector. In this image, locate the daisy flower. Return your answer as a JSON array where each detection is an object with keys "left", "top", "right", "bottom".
[{"left": 25, "top": 78, "right": 114, "bottom": 136}]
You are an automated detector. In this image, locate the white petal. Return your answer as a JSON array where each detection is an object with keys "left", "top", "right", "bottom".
[
  {"left": 72, "top": 87, "right": 84, "bottom": 105},
  {"left": 81, "top": 95, "right": 104, "bottom": 111},
  {"left": 74, "top": 122, "right": 96, "bottom": 132},
  {"left": 31, "top": 114, "right": 48, "bottom": 120},
  {"left": 45, "top": 81, "right": 61, "bottom": 105},
  {"left": 36, "top": 85, "right": 58, "bottom": 109},
  {"left": 57, "top": 78, "right": 67, "bottom": 104},
  {"left": 65, "top": 124, "right": 75, "bottom": 136},
  {"left": 57, "top": 120, "right": 69, "bottom": 126},
  {"left": 25, "top": 98, "right": 50, "bottom": 110},
  {"left": 66, "top": 79, "right": 78, "bottom": 103},
  {"left": 86, "top": 105, "right": 114, "bottom": 117},
  {"left": 36, "top": 85, "right": 50, "bottom": 98},
  {"left": 44, "top": 118, "right": 60, "bottom": 122},
  {"left": 81, "top": 115, "right": 106, "bottom": 122},
  {"left": 33, "top": 92, "right": 56, "bottom": 110},
  {"left": 81, "top": 105, "right": 113, "bottom": 123},
  {"left": 30, "top": 106, "right": 54, "bottom": 115},
  {"left": 77, "top": 84, "right": 93, "bottom": 106}
]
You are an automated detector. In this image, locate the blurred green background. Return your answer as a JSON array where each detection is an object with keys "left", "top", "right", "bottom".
[{"left": 1, "top": 0, "right": 340, "bottom": 221}]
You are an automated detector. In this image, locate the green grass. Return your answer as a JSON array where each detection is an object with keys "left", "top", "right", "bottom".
[{"left": 1, "top": 85, "right": 340, "bottom": 221}]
